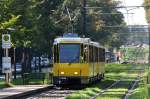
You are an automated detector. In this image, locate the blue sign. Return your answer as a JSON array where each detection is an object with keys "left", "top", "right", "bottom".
[{"left": 63, "top": 33, "right": 79, "bottom": 37}]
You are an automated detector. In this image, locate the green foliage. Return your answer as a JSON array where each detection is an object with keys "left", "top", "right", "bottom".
[
  {"left": 144, "top": 0, "right": 150, "bottom": 24},
  {"left": 10, "top": 78, "right": 23, "bottom": 85},
  {"left": 105, "top": 63, "right": 132, "bottom": 73},
  {"left": 67, "top": 64, "right": 149, "bottom": 99},
  {"left": 119, "top": 46, "right": 148, "bottom": 62},
  {"left": 0, "top": 0, "right": 127, "bottom": 54},
  {"left": 0, "top": 80, "right": 15, "bottom": 89},
  {"left": 83, "top": 0, "right": 126, "bottom": 48},
  {"left": 66, "top": 88, "right": 99, "bottom": 99},
  {"left": 0, "top": 80, "right": 7, "bottom": 89},
  {"left": 0, "top": 15, "right": 21, "bottom": 29},
  {"left": 130, "top": 83, "right": 149, "bottom": 99}
]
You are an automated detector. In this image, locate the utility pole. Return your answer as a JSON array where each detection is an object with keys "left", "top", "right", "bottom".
[
  {"left": 82, "top": 0, "right": 87, "bottom": 36},
  {"left": 14, "top": 48, "right": 16, "bottom": 79},
  {"left": 5, "top": 48, "right": 9, "bottom": 83},
  {"left": 148, "top": 26, "right": 150, "bottom": 63}
]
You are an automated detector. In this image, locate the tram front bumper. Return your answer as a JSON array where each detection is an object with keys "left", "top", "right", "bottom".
[{"left": 53, "top": 76, "right": 81, "bottom": 85}]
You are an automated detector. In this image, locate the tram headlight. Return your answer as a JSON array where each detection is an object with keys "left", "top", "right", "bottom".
[
  {"left": 60, "top": 72, "right": 64, "bottom": 74},
  {"left": 74, "top": 72, "right": 78, "bottom": 75}
]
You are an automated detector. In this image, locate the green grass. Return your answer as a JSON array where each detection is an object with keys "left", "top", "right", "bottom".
[
  {"left": 130, "top": 86, "right": 149, "bottom": 99},
  {"left": 66, "top": 64, "right": 149, "bottom": 99},
  {"left": 0, "top": 80, "right": 7, "bottom": 88},
  {"left": 11, "top": 78, "right": 45, "bottom": 85},
  {"left": 0, "top": 73, "right": 52, "bottom": 89},
  {"left": 11, "top": 78, "right": 23, "bottom": 85},
  {"left": 129, "top": 70, "right": 150, "bottom": 99},
  {"left": 0, "top": 78, "right": 44, "bottom": 88},
  {"left": 66, "top": 88, "right": 100, "bottom": 99},
  {"left": 96, "top": 88, "right": 127, "bottom": 99},
  {"left": 0, "top": 80, "right": 14, "bottom": 89},
  {"left": 23, "top": 73, "right": 52, "bottom": 85},
  {"left": 105, "top": 64, "right": 132, "bottom": 73}
]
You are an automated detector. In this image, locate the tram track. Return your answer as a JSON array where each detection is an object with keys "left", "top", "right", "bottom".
[
  {"left": 23, "top": 86, "right": 82, "bottom": 99},
  {"left": 90, "top": 65, "right": 145, "bottom": 99},
  {"left": 22, "top": 65, "right": 145, "bottom": 99},
  {"left": 122, "top": 66, "right": 145, "bottom": 99},
  {"left": 26, "top": 89, "right": 75, "bottom": 99}
]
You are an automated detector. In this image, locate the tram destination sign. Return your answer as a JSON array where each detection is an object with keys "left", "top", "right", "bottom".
[{"left": 2, "top": 57, "right": 11, "bottom": 73}]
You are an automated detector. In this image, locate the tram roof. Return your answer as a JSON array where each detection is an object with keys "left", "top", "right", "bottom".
[
  {"left": 54, "top": 37, "right": 90, "bottom": 44},
  {"left": 54, "top": 37, "right": 104, "bottom": 48}
]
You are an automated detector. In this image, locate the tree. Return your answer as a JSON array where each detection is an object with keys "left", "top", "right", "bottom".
[
  {"left": 144, "top": 0, "right": 150, "bottom": 24},
  {"left": 29, "top": 0, "right": 63, "bottom": 55},
  {"left": 0, "top": 0, "right": 127, "bottom": 58}
]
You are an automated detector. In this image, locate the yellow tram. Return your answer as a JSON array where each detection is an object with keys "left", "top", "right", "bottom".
[{"left": 53, "top": 33, "right": 105, "bottom": 85}]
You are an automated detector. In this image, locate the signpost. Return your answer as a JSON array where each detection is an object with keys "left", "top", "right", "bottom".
[
  {"left": 2, "top": 34, "right": 11, "bottom": 49},
  {"left": 2, "top": 34, "right": 11, "bottom": 83},
  {"left": 2, "top": 57, "right": 11, "bottom": 73}
]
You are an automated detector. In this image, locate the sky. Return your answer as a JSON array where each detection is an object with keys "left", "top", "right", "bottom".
[{"left": 118, "top": 0, "right": 148, "bottom": 25}]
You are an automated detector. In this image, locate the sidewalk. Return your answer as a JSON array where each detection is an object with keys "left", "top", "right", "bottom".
[{"left": 0, "top": 85, "right": 52, "bottom": 99}]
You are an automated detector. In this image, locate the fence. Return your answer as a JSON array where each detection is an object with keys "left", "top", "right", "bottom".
[{"left": 22, "top": 72, "right": 53, "bottom": 85}]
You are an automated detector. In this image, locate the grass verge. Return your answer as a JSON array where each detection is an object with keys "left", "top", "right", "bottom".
[{"left": 66, "top": 64, "right": 149, "bottom": 99}]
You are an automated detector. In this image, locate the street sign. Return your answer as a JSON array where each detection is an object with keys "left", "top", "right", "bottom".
[
  {"left": 2, "top": 57, "right": 11, "bottom": 73},
  {"left": 2, "top": 34, "right": 11, "bottom": 48}
]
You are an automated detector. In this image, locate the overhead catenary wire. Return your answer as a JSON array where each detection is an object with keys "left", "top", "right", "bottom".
[
  {"left": 84, "top": 5, "right": 150, "bottom": 9},
  {"left": 65, "top": 6, "right": 74, "bottom": 33},
  {"left": 86, "top": 12, "right": 134, "bottom": 15}
]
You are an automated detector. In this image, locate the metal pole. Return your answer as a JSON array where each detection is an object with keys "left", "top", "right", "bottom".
[
  {"left": 5, "top": 48, "right": 9, "bottom": 83},
  {"left": 6, "top": 48, "right": 8, "bottom": 57},
  {"left": 82, "top": 0, "right": 87, "bottom": 36},
  {"left": 14, "top": 48, "right": 16, "bottom": 79},
  {"left": 149, "top": 26, "right": 150, "bottom": 69}
]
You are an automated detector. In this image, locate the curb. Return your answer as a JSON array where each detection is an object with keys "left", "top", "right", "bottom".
[{"left": 1, "top": 86, "right": 53, "bottom": 99}]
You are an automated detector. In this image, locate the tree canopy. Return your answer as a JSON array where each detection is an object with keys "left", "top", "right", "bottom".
[
  {"left": 144, "top": 0, "right": 150, "bottom": 24},
  {"left": 0, "top": 0, "right": 127, "bottom": 55}
]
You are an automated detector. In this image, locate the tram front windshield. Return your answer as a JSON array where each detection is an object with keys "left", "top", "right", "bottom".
[{"left": 60, "top": 44, "right": 80, "bottom": 63}]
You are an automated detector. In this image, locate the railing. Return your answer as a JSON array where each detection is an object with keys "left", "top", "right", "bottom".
[{"left": 22, "top": 72, "right": 53, "bottom": 85}]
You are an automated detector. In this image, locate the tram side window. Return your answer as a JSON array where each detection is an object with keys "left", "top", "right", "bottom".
[
  {"left": 102, "top": 49, "right": 105, "bottom": 62},
  {"left": 89, "top": 46, "right": 91, "bottom": 62},
  {"left": 84, "top": 45, "right": 89, "bottom": 62},
  {"left": 99, "top": 48, "right": 102, "bottom": 62},
  {"left": 92, "top": 46, "right": 94, "bottom": 62},
  {"left": 81, "top": 44, "right": 84, "bottom": 62},
  {"left": 93, "top": 47, "right": 98, "bottom": 62},
  {"left": 99, "top": 48, "right": 105, "bottom": 62},
  {"left": 98, "top": 48, "right": 100, "bottom": 62},
  {"left": 96, "top": 47, "right": 98, "bottom": 62},
  {"left": 89, "top": 46, "right": 93, "bottom": 62},
  {"left": 93, "top": 47, "right": 96, "bottom": 62},
  {"left": 54, "top": 45, "right": 59, "bottom": 63}
]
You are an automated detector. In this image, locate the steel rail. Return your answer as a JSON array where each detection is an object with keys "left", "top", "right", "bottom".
[
  {"left": 24, "top": 86, "right": 80, "bottom": 99},
  {"left": 90, "top": 65, "right": 144, "bottom": 99},
  {"left": 122, "top": 66, "right": 145, "bottom": 99}
]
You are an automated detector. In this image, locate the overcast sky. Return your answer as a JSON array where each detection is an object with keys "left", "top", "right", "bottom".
[{"left": 118, "top": 0, "right": 148, "bottom": 25}]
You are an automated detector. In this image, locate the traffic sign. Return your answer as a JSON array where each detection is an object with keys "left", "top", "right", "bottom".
[
  {"left": 2, "top": 57, "right": 11, "bottom": 73},
  {"left": 2, "top": 34, "right": 11, "bottom": 48}
]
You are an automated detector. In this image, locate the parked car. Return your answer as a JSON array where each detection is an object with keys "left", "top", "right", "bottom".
[
  {"left": 12, "top": 63, "right": 22, "bottom": 73},
  {"left": 31, "top": 57, "right": 51, "bottom": 66},
  {"left": 41, "top": 58, "right": 50, "bottom": 66},
  {"left": 110, "top": 54, "right": 117, "bottom": 62}
]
